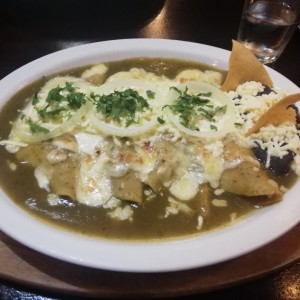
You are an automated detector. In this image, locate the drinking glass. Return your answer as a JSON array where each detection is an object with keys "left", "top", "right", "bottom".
[{"left": 237, "top": 0, "right": 300, "bottom": 64}]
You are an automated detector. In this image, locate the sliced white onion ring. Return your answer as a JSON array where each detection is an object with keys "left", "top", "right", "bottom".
[
  {"left": 11, "top": 103, "right": 90, "bottom": 143},
  {"left": 88, "top": 111, "right": 158, "bottom": 137},
  {"left": 96, "top": 78, "right": 163, "bottom": 108},
  {"left": 10, "top": 76, "right": 96, "bottom": 143},
  {"left": 166, "top": 81, "right": 238, "bottom": 139},
  {"left": 89, "top": 79, "right": 161, "bottom": 137}
]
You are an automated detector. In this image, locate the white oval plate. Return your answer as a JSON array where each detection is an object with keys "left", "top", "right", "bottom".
[{"left": 0, "top": 39, "right": 299, "bottom": 273}]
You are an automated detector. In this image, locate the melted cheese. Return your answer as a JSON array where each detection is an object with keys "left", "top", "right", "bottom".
[
  {"left": 5, "top": 65, "right": 300, "bottom": 224},
  {"left": 76, "top": 153, "right": 112, "bottom": 206}
]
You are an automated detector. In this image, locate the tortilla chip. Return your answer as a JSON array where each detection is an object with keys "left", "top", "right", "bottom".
[
  {"left": 221, "top": 40, "right": 273, "bottom": 92},
  {"left": 246, "top": 93, "right": 300, "bottom": 136}
]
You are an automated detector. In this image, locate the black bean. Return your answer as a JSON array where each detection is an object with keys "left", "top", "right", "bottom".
[
  {"left": 256, "top": 85, "right": 274, "bottom": 96},
  {"left": 233, "top": 95, "right": 242, "bottom": 100},
  {"left": 253, "top": 143, "right": 295, "bottom": 176}
]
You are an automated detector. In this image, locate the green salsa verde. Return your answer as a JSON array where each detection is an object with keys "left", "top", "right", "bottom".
[{"left": 0, "top": 58, "right": 296, "bottom": 241}]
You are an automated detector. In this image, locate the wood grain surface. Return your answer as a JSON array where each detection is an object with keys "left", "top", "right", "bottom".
[{"left": 0, "top": 223, "right": 299, "bottom": 299}]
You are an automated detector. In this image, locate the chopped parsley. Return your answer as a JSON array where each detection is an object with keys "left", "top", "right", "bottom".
[
  {"left": 157, "top": 116, "right": 165, "bottom": 124},
  {"left": 234, "top": 122, "right": 243, "bottom": 126},
  {"left": 210, "top": 124, "right": 218, "bottom": 131},
  {"left": 146, "top": 90, "right": 155, "bottom": 99},
  {"left": 91, "top": 89, "right": 151, "bottom": 127},
  {"left": 165, "top": 86, "right": 227, "bottom": 130},
  {"left": 36, "top": 82, "right": 87, "bottom": 121},
  {"left": 31, "top": 93, "right": 39, "bottom": 105},
  {"left": 27, "top": 119, "right": 50, "bottom": 134},
  {"left": 20, "top": 113, "right": 26, "bottom": 120}
]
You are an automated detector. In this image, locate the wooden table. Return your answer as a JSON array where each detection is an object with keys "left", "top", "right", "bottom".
[{"left": 0, "top": 1, "right": 299, "bottom": 299}]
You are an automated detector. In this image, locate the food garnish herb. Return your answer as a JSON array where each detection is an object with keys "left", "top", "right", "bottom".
[
  {"left": 146, "top": 90, "right": 155, "bottom": 99},
  {"left": 91, "top": 88, "right": 151, "bottom": 127},
  {"left": 31, "top": 93, "right": 39, "bottom": 105},
  {"left": 165, "top": 86, "right": 227, "bottom": 130},
  {"left": 157, "top": 116, "right": 165, "bottom": 124},
  {"left": 36, "top": 82, "right": 87, "bottom": 121},
  {"left": 27, "top": 119, "right": 50, "bottom": 133}
]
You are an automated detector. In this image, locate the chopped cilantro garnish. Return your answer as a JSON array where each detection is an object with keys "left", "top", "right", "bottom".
[
  {"left": 234, "top": 122, "right": 243, "bottom": 126},
  {"left": 35, "top": 82, "right": 87, "bottom": 121},
  {"left": 91, "top": 89, "right": 150, "bottom": 126},
  {"left": 214, "top": 105, "right": 227, "bottom": 114},
  {"left": 146, "top": 90, "right": 155, "bottom": 99},
  {"left": 46, "top": 86, "right": 64, "bottom": 103},
  {"left": 27, "top": 119, "right": 50, "bottom": 134},
  {"left": 165, "top": 86, "right": 227, "bottom": 131},
  {"left": 157, "top": 116, "right": 165, "bottom": 124},
  {"left": 31, "top": 93, "right": 39, "bottom": 105},
  {"left": 188, "top": 124, "right": 199, "bottom": 131},
  {"left": 210, "top": 124, "right": 218, "bottom": 131},
  {"left": 67, "top": 91, "right": 86, "bottom": 109},
  {"left": 37, "top": 106, "right": 65, "bottom": 120}
]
